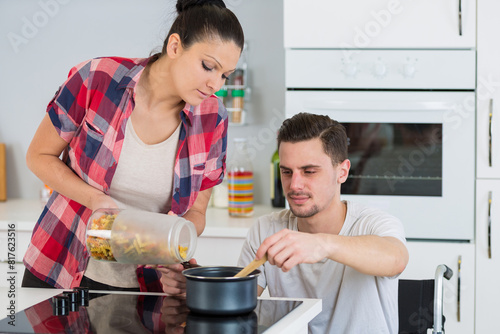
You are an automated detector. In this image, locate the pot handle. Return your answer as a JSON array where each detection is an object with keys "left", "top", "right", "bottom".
[{"left": 182, "top": 262, "right": 202, "bottom": 269}]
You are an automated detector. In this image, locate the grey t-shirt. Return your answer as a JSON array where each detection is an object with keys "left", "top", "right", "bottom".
[{"left": 238, "top": 201, "right": 407, "bottom": 334}]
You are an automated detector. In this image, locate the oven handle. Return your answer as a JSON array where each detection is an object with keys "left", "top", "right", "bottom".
[
  {"left": 457, "top": 255, "right": 461, "bottom": 322},
  {"left": 488, "top": 190, "right": 492, "bottom": 259},
  {"left": 302, "top": 100, "right": 456, "bottom": 111},
  {"left": 458, "top": 0, "right": 462, "bottom": 36}
]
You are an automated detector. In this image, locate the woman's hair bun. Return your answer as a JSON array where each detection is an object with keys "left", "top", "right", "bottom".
[{"left": 176, "top": 0, "right": 226, "bottom": 13}]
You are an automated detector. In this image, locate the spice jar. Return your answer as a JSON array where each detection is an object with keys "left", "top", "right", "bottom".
[
  {"left": 214, "top": 88, "right": 228, "bottom": 106},
  {"left": 231, "top": 89, "right": 245, "bottom": 124},
  {"left": 233, "top": 69, "right": 244, "bottom": 87},
  {"left": 86, "top": 208, "right": 197, "bottom": 264}
]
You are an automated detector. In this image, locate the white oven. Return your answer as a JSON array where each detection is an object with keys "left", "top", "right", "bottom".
[{"left": 285, "top": 49, "right": 475, "bottom": 241}]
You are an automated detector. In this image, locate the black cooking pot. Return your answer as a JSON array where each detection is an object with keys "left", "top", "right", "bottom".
[{"left": 183, "top": 266, "right": 261, "bottom": 316}]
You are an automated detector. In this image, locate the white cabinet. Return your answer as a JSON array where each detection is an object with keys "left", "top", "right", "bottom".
[
  {"left": 477, "top": 0, "right": 500, "bottom": 178},
  {"left": 284, "top": 0, "right": 475, "bottom": 49},
  {"left": 399, "top": 241, "right": 475, "bottom": 334},
  {"left": 475, "top": 180, "right": 500, "bottom": 333},
  {"left": 476, "top": 3, "right": 500, "bottom": 333}
]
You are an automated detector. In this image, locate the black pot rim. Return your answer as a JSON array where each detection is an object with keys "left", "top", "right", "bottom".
[{"left": 182, "top": 266, "right": 261, "bottom": 281}]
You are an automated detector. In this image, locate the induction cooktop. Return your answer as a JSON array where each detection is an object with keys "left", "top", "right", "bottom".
[{"left": 0, "top": 291, "right": 302, "bottom": 334}]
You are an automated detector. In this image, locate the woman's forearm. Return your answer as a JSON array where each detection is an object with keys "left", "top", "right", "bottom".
[
  {"left": 26, "top": 114, "right": 112, "bottom": 211},
  {"left": 27, "top": 153, "right": 108, "bottom": 210},
  {"left": 181, "top": 188, "right": 212, "bottom": 236}
]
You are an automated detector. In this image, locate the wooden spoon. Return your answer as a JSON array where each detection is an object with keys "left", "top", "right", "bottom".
[{"left": 234, "top": 254, "right": 268, "bottom": 278}]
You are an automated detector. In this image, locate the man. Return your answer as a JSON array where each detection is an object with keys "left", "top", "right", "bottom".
[
  {"left": 160, "top": 112, "right": 408, "bottom": 333},
  {"left": 237, "top": 112, "right": 408, "bottom": 333}
]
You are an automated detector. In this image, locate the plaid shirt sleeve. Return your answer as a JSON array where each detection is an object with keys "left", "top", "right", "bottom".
[
  {"left": 200, "top": 97, "right": 228, "bottom": 191},
  {"left": 46, "top": 60, "right": 92, "bottom": 142},
  {"left": 171, "top": 95, "right": 228, "bottom": 215}
]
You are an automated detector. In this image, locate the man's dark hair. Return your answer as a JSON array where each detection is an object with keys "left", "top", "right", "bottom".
[{"left": 277, "top": 112, "right": 348, "bottom": 165}]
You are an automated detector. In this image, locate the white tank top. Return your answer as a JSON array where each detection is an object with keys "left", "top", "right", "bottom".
[{"left": 85, "top": 117, "right": 181, "bottom": 288}]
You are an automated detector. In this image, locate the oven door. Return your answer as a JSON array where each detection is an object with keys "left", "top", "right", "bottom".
[{"left": 286, "top": 90, "right": 475, "bottom": 241}]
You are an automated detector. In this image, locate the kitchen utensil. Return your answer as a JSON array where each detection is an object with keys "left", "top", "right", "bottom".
[
  {"left": 234, "top": 254, "right": 267, "bottom": 277},
  {"left": 183, "top": 266, "right": 261, "bottom": 315},
  {"left": 86, "top": 208, "right": 197, "bottom": 264}
]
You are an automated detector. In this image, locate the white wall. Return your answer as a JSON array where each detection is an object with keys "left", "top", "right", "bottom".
[{"left": 0, "top": 0, "right": 285, "bottom": 204}]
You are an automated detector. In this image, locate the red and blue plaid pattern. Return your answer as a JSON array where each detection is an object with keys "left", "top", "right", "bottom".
[{"left": 23, "top": 57, "right": 228, "bottom": 290}]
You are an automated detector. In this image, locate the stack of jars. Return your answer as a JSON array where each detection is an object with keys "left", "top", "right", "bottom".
[{"left": 215, "top": 68, "right": 246, "bottom": 125}]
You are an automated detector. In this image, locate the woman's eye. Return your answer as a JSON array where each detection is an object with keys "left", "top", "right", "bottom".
[
  {"left": 222, "top": 74, "right": 229, "bottom": 80},
  {"left": 202, "top": 61, "right": 213, "bottom": 72}
]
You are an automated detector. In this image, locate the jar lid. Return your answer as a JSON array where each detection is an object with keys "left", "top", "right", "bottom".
[
  {"left": 232, "top": 89, "right": 245, "bottom": 97},
  {"left": 215, "top": 89, "right": 228, "bottom": 97}
]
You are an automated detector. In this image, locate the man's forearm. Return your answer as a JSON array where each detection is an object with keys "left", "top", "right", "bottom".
[{"left": 324, "top": 234, "right": 409, "bottom": 277}]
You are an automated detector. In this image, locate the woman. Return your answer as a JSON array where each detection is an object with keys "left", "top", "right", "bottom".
[{"left": 22, "top": 0, "right": 244, "bottom": 292}]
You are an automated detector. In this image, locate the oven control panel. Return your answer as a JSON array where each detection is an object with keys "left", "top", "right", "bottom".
[{"left": 286, "top": 49, "right": 475, "bottom": 90}]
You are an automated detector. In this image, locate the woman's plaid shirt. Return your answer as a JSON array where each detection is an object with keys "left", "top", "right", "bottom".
[{"left": 23, "top": 57, "right": 228, "bottom": 289}]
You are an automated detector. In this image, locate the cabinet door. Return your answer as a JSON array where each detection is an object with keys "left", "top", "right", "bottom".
[
  {"left": 399, "top": 242, "right": 474, "bottom": 334},
  {"left": 284, "top": 0, "right": 475, "bottom": 49},
  {"left": 477, "top": 0, "right": 500, "bottom": 178},
  {"left": 475, "top": 180, "right": 500, "bottom": 333}
]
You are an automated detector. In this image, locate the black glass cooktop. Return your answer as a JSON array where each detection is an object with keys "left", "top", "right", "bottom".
[{"left": 0, "top": 292, "right": 302, "bottom": 334}]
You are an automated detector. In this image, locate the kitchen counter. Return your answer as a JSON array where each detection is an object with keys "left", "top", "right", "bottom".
[
  {"left": 0, "top": 199, "right": 277, "bottom": 284},
  {"left": 0, "top": 198, "right": 275, "bottom": 237},
  {"left": 0, "top": 287, "right": 321, "bottom": 334}
]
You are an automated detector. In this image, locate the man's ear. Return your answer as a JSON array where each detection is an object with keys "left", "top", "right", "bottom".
[
  {"left": 338, "top": 159, "right": 351, "bottom": 183},
  {"left": 166, "top": 33, "right": 182, "bottom": 59}
]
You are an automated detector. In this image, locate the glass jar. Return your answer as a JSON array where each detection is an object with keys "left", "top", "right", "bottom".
[
  {"left": 214, "top": 88, "right": 228, "bottom": 106},
  {"left": 212, "top": 178, "right": 229, "bottom": 208},
  {"left": 233, "top": 68, "right": 244, "bottom": 87},
  {"left": 86, "top": 208, "right": 197, "bottom": 264},
  {"left": 227, "top": 138, "right": 254, "bottom": 217},
  {"left": 231, "top": 89, "right": 245, "bottom": 124}
]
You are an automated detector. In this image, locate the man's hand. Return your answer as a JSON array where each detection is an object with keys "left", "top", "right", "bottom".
[
  {"left": 158, "top": 259, "right": 198, "bottom": 295},
  {"left": 255, "top": 229, "right": 329, "bottom": 272}
]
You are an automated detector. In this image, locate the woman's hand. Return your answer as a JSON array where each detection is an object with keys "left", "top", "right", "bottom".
[
  {"left": 157, "top": 258, "right": 198, "bottom": 295},
  {"left": 88, "top": 193, "right": 119, "bottom": 212}
]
